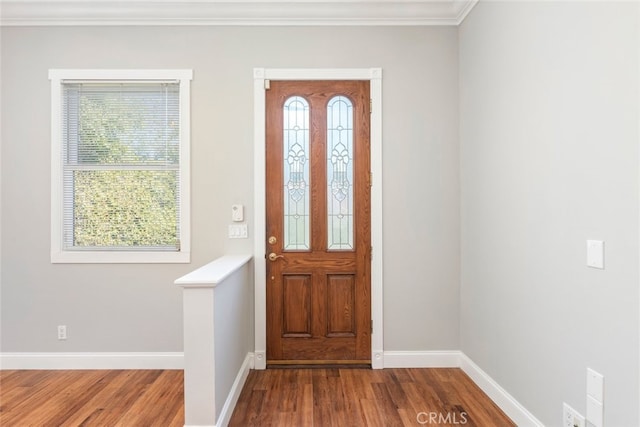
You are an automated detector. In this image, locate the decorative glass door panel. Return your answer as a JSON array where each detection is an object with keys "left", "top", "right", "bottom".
[
  {"left": 283, "top": 96, "right": 310, "bottom": 251},
  {"left": 327, "top": 96, "right": 354, "bottom": 250}
]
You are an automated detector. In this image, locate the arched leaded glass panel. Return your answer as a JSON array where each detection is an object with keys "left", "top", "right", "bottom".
[
  {"left": 283, "top": 96, "right": 310, "bottom": 250},
  {"left": 327, "top": 96, "right": 354, "bottom": 250}
]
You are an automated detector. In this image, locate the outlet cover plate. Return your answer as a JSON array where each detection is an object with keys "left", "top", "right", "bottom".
[{"left": 563, "top": 403, "right": 585, "bottom": 427}]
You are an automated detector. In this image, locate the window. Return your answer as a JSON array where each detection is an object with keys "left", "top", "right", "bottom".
[{"left": 49, "top": 70, "right": 192, "bottom": 263}]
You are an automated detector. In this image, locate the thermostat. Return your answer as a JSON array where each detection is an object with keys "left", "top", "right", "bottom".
[{"left": 232, "top": 204, "right": 244, "bottom": 222}]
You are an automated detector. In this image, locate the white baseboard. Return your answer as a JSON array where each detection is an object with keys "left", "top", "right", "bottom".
[
  {"left": 383, "top": 350, "right": 461, "bottom": 368},
  {"left": 215, "top": 352, "right": 254, "bottom": 427},
  {"left": 460, "top": 353, "right": 544, "bottom": 427},
  {"left": 0, "top": 352, "right": 184, "bottom": 370}
]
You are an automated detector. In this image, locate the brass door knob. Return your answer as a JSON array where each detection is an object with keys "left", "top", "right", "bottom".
[{"left": 268, "top": 253, "right": 284, "bottom": 262}]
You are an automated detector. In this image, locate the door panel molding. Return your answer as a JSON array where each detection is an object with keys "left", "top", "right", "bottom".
[
  {"left": 326, "top": 274, "right": 357, "bottom": 337},
  {"left": 282, "top": 274, "right": 313, "bottom": 337},
  {"left": 253, "top": 68, "right": 383, "bottom": 369}
]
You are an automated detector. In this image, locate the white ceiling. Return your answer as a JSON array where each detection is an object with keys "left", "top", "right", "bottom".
[{"left": 0, "top": 0, "right": 478, "bottom": 26}]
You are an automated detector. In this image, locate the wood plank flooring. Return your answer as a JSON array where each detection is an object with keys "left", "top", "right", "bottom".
[
  {"left": 0, "top": 370, "right": 184, "bottom": 427},
  {"left": 229, "top": 368, "right": 515, "bottom": 427},
  {"left": 1, "top": 368, "right": 514, "bottom": 426}
]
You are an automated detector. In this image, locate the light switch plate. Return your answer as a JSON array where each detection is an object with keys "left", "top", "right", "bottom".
[
  {"left": 586, "top": 395, "right": 603, "bottom": 427},
  {"left": 586, "top": 240, "right": 604, "bottom": 269},
  {"left": 228, "top": 224, "right": 248, "bottom": 239},
  {"left": 587, "top": 368, "right": 604, "bottom": 403}
]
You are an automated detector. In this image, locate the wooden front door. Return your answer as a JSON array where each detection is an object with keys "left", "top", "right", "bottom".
[{"left": 266, "top": 80, "right": 371, "bottom": 365}]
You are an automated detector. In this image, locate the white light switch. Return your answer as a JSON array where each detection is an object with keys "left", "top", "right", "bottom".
[
  {"left": 587, "top": 240, "right": 604, "bottom": 269},
  {"left": 587, "top": 368, "right": 604, "bottom": 403}
]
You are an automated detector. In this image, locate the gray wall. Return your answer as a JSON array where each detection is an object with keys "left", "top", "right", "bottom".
[
  {"left": 460, "top": 2, "right": 639, "bottom": 426},
  {"left": 0, "top": 26, "right": 460, "bottom": 352}
]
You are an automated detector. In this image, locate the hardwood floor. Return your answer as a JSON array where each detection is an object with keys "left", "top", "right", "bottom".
[
  {"left": 229, "top": 368, "right": 515, "bottom": 427},
  {"left": 0, "top": 370, "right": 184, "bottom": 427},
  {"left": 1, "top": 368, "right": 514, "bottom": 426}
]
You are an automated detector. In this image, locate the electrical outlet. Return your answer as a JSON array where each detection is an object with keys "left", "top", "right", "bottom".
[
  {"left": 57, "top": 325, "right": 67, "bottom": 340},
  {"left": 563, "top": 403, "right": 586, "bottom": 427}
]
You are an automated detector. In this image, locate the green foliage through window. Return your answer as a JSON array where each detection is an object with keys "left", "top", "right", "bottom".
[{"left": 72, "top": 170, "right": 178, "bottom": 248}]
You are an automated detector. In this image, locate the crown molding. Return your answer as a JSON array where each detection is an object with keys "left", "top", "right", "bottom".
[{"left": 0, "top": 0, "right": 478, "bottom": 26}]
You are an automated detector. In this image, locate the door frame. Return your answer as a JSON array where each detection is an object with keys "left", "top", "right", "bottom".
[{"left": 253, "top": 68, "right": 383, "bottom": 369}]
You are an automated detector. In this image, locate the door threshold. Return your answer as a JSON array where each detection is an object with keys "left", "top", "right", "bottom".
[{"left": 267, "top": 360, "right": 372, "bottom": 369}]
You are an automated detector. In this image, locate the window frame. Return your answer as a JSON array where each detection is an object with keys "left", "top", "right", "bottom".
[{"left": 49, "top": 69, "right": 193, "bottom": 264}]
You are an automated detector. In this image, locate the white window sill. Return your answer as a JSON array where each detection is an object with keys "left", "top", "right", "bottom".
[{"left": 51, "top": 250, "right": 191, "bottom": 264}]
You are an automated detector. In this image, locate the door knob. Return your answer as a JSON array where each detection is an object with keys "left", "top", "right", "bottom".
[{"left": 268, "top": 252, "right": 284, "bottom": 262}]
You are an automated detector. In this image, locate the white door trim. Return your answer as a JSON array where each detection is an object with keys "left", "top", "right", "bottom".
[{"left": 253, "top": 68, "right": 384, "bottom": 369}]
